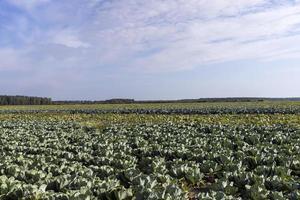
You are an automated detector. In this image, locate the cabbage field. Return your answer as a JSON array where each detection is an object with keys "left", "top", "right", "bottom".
[{"left": 0, "top": 102, "right": 299, "bottom": 199}]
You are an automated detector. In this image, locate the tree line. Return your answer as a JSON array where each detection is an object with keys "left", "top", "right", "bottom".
[
  {"left": 53, "top": 99, "right": 135, "bottom": 104},
  {"left": 0, "top": 96, "right": 52, "bottom": 105},
  {"left": 52, "top": 98, "right": 300, "bottom": 104},
  {"left": 1, "top": 96, "right": 298, "bottom": 106}
]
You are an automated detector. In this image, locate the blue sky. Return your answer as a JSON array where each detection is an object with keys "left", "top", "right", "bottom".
[{"left": 0, "top": 0, "right": 300, "bottom": 100}]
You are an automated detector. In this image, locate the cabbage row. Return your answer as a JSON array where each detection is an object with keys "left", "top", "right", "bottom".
[
  {"left": 0, "top": 120, "right": 299, "bottom": 199},
  {"left": 0, "top": 107, "right": 300, "bottom": 115}
]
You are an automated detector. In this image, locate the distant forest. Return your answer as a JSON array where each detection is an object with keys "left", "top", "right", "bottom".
[
  {"left": 0, "top": 96, "right": 52, "bottom": 105},
  {"left": 53, "top": 97, "right": 300, "bottom": 104},
  {"left": 0, "top": 96, "right": 299, "bottom": 105}
]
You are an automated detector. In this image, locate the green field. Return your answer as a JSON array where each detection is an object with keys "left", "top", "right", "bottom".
[
  {"left": 1, "top": 101, "right": 300, "bottom": 111},
  {"left": 0, "top": 102, "right": 299, "bottom": 199}
]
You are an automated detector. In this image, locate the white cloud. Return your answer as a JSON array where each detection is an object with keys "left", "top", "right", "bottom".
[
  {"left": 83, "top": 0, "right": 300, "bottom": 71},
  {"left": 2, "top": 0, "right": 300, "bottom": 72},
  {"left": 52, "top": 30, "right": 90, "bottom": 48}
]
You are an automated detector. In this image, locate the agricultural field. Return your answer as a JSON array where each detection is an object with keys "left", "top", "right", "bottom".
[{"left": 0, "top": 102, "right": 299, "bottom": 199}]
